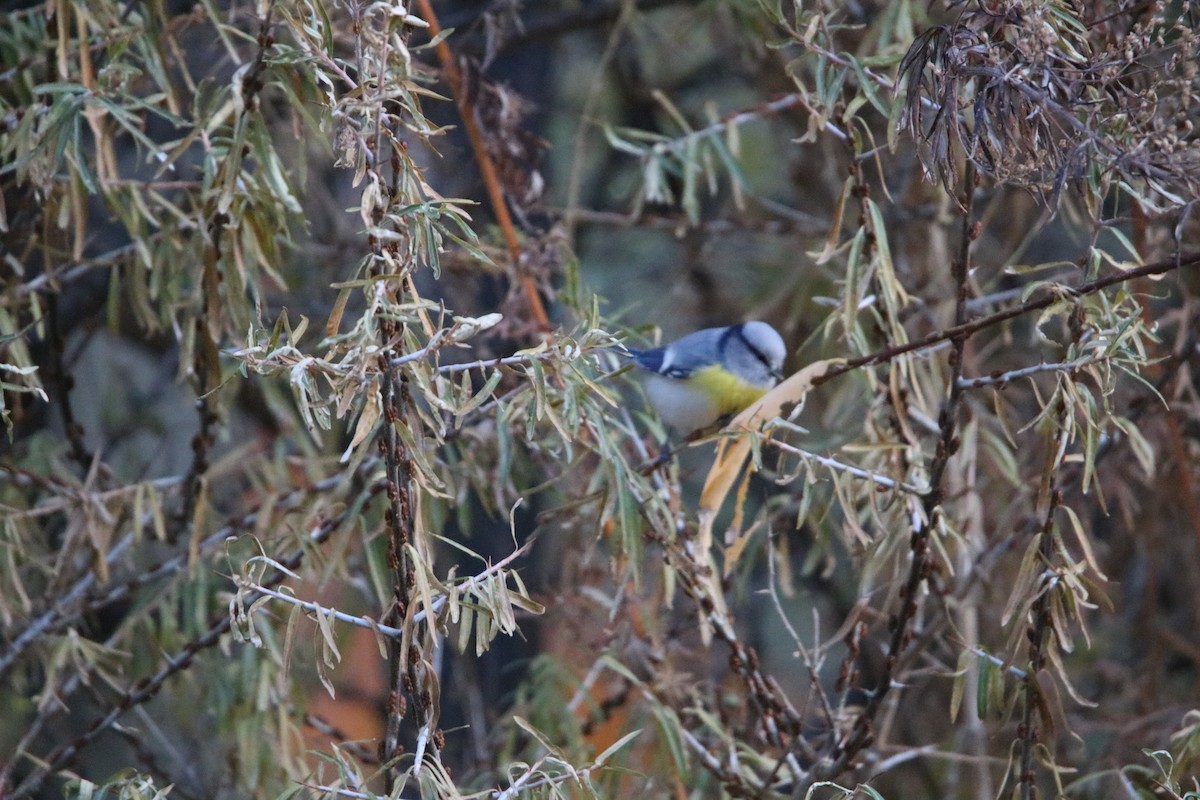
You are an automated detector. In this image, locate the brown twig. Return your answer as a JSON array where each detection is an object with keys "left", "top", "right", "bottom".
[
  {"left": 823, "top": 164, "right": 979, "bottom": 778},
  {"left": 818, "top": 250, "right": 1200, "bottom": 386},
  {"left": 1017, "top": 388, "right": 1072, "bottom": 799},
  {"left": 181, "top": 4, "right": 277, "bottom": 538},
  {"left": 378, "top": 363, "right": 419, "bottom": 787}
]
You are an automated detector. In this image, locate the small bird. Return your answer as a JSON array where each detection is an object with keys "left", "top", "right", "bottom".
[{"left": 629, "top": 321, "right": 787, "bottom": 433}]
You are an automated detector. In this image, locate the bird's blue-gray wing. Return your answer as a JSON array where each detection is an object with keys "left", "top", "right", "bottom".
[
  {"left": 628, "top": 346, "right": 668, "bottom": 373},
  {"left": 629, "top": 327, "right": 726, "bottom": 378}
]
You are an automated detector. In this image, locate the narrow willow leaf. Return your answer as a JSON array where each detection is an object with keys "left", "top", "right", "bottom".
[
  {"left": 1044, "top": 639, "right": 1097, "bottom": 707},
  {"left": 842, "top": 228, "right": 866, "bottom": 338},
  {"left": 314, "top": 602, "right": 341, "bottom": 668},
  {"left": 976, "top": 653, "right": 995, "bottom": 720},
  {"left": 457, "top": 604, "right": 473, "bottom": 654},
  {"left": 1113, "top": 417, "right": 1155, "bottom": 478},
  {"left": 1001, "top": 533, "right": 1044, "bottom": 626},
  {"left": 950, "top": 649, "right": 971, "bottom": 722},
  {"left": 340, "top": 388, "right": 381, "bottom": 463},
  {"left": 1058, "top": 505, "right": 1105, "bottom": 578},
  {"left": 811, "top": 177, "right": 854, "bottom": 265},
  {"left": 698, "top": 360, "right": 841, "bottom": 555}
]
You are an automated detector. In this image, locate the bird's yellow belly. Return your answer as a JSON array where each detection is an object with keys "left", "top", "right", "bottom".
[{"left": 690, "top": 365, "right": 770, "bottom": 416}]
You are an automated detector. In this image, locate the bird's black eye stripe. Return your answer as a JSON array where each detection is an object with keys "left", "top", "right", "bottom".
[{"left": 731, "top": 324, "right": 775, "bottom": 371}]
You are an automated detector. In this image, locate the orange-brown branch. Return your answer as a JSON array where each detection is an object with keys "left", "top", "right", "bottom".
[{"left": 413, "top": 0, "right": 551, "bottom": 331}]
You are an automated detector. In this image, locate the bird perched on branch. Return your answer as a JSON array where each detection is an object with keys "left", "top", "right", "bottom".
[{"left": 628, "top": 321, "right": 787, "bottom": 434}]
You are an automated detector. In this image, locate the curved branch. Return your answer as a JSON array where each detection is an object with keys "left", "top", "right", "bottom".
[{"left": 819, "top": 250, "right": 1200, "bottom": 386}]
